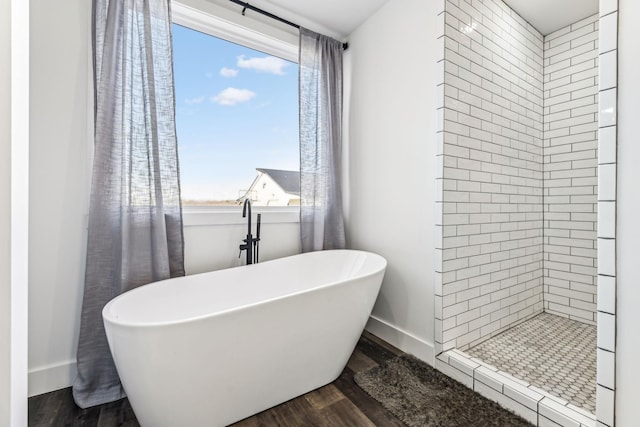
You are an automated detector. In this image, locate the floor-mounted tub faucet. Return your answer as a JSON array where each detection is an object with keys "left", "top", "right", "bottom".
[{"left": 239, "top": 199, "right": 260, "bottom": 264}]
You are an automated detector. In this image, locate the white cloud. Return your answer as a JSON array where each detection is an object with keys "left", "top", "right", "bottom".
[
  {"left": 211, "top": 87, "right": 256, "bottom": 106},
  {"left": 185, "top": 96, "right": 205, "bottom": 105},
  {"left": 237, "top": 55, "right": 289, "bottom": 75},
  {"left": 220, "top": 67, "right": 239, "bottom": 77}
]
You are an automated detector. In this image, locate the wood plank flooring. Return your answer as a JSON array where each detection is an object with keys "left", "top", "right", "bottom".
[{"left": 28, "top": 332, "right": 405, "bottom": 426}]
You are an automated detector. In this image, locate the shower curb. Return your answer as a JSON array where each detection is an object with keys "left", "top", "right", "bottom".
[{"left": 435, "top": 349, "right": 596, "bottom": 427}]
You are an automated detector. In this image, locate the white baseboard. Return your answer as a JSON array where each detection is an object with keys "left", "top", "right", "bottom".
[
  {"left": 29, "top": 360, "right": 76, "bottom": 397},
  {"left": 365, "top": 315, "right": 435, "bottom": 365}
]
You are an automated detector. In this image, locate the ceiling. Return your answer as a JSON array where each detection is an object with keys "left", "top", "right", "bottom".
[
  {"left": 503, "top": 0, "right": 599, "bottom": 35},
  {"left": 236, "top": 0, "right": 389, "bottom": 40},
  {"left": 232, "top": 0, "right": 599, "bottom": 40}
]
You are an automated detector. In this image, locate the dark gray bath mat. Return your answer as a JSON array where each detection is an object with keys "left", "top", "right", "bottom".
[{"left": 354, "top": 355, "right": 533, "bottom": 427}]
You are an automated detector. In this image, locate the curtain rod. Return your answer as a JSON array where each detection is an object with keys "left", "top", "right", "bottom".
[{"left": 228, "top": 0, "right": 349, "bottom": 50}]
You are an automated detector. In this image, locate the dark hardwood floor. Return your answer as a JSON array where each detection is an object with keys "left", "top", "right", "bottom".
[{"left": 28, "top": 332, "right": 406, "bottom": 426}]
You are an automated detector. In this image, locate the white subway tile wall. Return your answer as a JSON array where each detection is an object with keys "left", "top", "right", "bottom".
[
  {"left": 543, "top": 14, "right": 599, "bottom": 325},
  {"left": 438, "top": 0, "right": 545, "bottom": 351},
  {"left": 436, "top": 1, "right": 619, "bottom": 425}
]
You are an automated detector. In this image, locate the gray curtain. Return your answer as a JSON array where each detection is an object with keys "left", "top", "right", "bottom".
[
  {"left": 73, "top": 0, "right": 184, "bottom": 408},
  {"left": 299, "top": 28, "right": 345, "bottom": 252}
]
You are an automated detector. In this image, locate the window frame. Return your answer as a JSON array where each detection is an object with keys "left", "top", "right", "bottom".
[{"left": 172, "top": 1, "right": 300, "bottom": 226}]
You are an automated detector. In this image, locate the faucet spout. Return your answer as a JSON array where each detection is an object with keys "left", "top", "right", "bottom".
[{"left": 242, "top": 198, "right": 252, "bottom": 237}]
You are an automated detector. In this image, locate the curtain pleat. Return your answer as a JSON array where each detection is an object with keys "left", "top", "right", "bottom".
[
  {"left": 299, "top": 28, "right": 345, "bottom": 252},
  {"left": 73, "top": 0, "right": 184, "bottom": 408}
]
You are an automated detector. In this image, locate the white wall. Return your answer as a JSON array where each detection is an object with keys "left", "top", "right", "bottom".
[
  {"left": 184, "top": 212, "right": 300, "bottom": 274},
  {"left": 1, "top": 0, "right": 12, "bottom": 420},
  {"left": 28, "top": 0, "right": 91, "bottom": 397},
  {"left": 345, "top": 0, "right": 439, "bottom": 362},
  {"left": 613, "top": 0, "right": 640, "bottom": 424},
  {"left": 3, "top": 0, "right": 30, "bottom": 424}
]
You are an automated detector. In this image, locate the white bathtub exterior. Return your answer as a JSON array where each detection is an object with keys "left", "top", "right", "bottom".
[{"left": 102, "top": 249, "right": 386, "bottom": 427}]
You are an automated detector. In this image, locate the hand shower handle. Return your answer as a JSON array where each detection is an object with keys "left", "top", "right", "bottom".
[{"left": 254, "top": 213, "right": 261, "bottom": 263}]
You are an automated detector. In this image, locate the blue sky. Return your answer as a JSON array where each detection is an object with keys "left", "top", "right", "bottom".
[{"left": 172, "top": 24, "right": 299, "bottom": 201}]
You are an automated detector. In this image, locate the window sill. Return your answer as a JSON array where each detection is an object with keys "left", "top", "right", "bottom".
[{"left": 183, "top": 206, "right": 300, "bottom": 227}]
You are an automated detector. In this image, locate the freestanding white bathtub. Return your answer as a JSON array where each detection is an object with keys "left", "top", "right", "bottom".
[{"left": 103, "top": 249, "right": 386, "bottom": 427}]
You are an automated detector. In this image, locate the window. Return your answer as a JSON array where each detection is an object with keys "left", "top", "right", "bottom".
[{"left": 172, "top": 7, "right": 300, "bottom": 208}]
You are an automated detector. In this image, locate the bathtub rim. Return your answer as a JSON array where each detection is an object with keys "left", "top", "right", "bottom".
[{"left": 102, "top": 249, "right": 387, "bottom": 329}]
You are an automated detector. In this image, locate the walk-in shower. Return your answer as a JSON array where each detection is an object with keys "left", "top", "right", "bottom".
[{"left": 434, "top": 0, "right": 617, "bottom": 425}]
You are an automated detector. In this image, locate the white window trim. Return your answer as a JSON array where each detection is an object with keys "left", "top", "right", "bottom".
[
  {"left": 172, "top": 2, "right": 301, "bottom": 225},
  {"left": 183, "top": 206, "right": 300, "bottom": 227},
  {"left": 172, "top": 2, "right": 298, "bottom": 62}
]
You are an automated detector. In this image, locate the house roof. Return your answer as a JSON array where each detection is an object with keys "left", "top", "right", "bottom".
[{"left": 257, "top": 168, "right": 300, "bottom": 195}]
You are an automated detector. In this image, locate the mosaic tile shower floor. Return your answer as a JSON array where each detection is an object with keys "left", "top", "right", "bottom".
[{"left": 467, "top": 312, "right": 596, "bottom": 414}]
